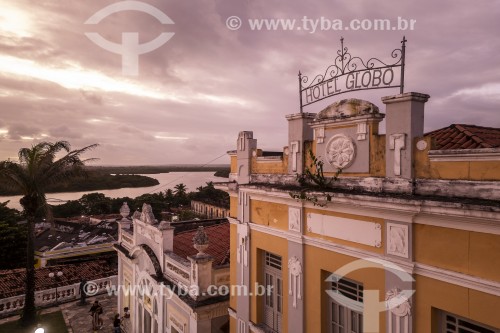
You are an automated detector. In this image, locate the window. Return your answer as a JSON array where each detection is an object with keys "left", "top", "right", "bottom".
[
  {"left": 264, "top": 251, "right": 283, "bottom": 332},
  {"left": 329, "top": 276, "right": 363, "bottom": 333},
  {"left": 440, "top": 311, "right": 499, "bottom": 333}
]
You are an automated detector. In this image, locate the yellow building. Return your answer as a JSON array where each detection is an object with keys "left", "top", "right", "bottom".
[{"left": 218, "top": 93, "right": 500, "bottom": 333}]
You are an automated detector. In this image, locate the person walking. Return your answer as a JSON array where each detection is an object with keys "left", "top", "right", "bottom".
[
  {"left": 89, "top": 300, "right": 104, "bottom": 330},
  {"left": 113, "top": 313, "right": 121, "bottom": 333}
]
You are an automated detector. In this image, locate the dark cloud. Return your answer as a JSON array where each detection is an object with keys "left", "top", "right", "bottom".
[{"left": 0, "top": 0, "right": 498, "bottom": 164}]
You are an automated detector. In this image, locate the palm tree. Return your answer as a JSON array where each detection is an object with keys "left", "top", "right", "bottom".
[
  {"left": 0, "top": 141, "right": 97, "bottom": 326},
  {"left": 174, "top": 183, "right": 187, "bottom": 197}
]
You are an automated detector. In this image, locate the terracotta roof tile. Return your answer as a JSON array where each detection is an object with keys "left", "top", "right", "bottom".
[
  {"left": 173, "top": 222, "right": 230, "bottom": 267},
  {"left": 425, "top": 124, "right": 500, "bottom": 150},
  {"left": 0, "top": 260, "right": 117, "bottom": 298}
]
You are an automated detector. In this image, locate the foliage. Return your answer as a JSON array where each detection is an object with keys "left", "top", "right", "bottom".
[
  {"left": 79, "top": 192, "right": 112, "bottom": 215},
  {"left": 0, "top": 311, "right": 68, "bottom": 333},
  {"left": 0, "top": 171, "right": 159, "bottom": 195},
  {"left": 0, "top": 200, "right": 21, "bottom": 224},
  {"left": 174, "top": 183, "right": 187, "bottom": 197},
  {"left": 0, "top": 221, "right": 27, "bottom": 269},
  {"left": 0, "top": 140, "right": 97, "bottom": 326},
  {"left": 189, "top": 182, "right": 229, "bottom": 208},
  {"left": 213, "top": 169, "right": 230, "bottom": 178},
  {"left": 289, "top": 150, "right": 342, "bottom": 207}
]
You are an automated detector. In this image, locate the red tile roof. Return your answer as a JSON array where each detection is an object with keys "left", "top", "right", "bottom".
[
  {"left": 173, "top": 222, "right": 230, "bottom": 267},
  {"left": 425, "top": 124, "right": 500, "bottom": 150},
  {"left": 0, "top": 260, "right": 117, "bottom": 298}
]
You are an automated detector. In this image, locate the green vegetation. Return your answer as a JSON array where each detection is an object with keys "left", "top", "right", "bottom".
[
  {"left": 88, "top": 164, "right": 229, "bottom": 174},
  {"left": 214, "top": 169, "right": 230, "bottom": 178},
  {"left": 51, "top": 182, "right": 229, "bottom": 219},
  {"left": 0, "top": 311, "right": 68, "bottom": 333},
  {"left": 0, "top": 140, "right": 97, "bottom": 326},
  {"left": 290, "top": 150, "right": 342, "bottom": 207},
  {"left": 0, "top": 171, "right": 159, "bottom": 196},
  {"left": 0, "top": 202, "right": 26, "bottom": 269}
]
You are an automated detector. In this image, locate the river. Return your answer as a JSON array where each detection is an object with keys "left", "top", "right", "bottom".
[{"left": 0, "top": 172, "right": 223, "bottom": 210}]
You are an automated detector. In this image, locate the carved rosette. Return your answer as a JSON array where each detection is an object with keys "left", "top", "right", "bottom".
[
  {"left": 385, "top": 288, "right": 411, "bottom": 317},
  {"left": 326, "top": 134, "right": 356, "bottom": 169},
  {"left": 288, "top": 256, "right": 303, "bottom": 308}
]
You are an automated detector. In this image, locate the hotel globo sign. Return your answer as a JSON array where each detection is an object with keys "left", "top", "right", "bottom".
[{"left": 299, "top": 37, "right": 407, "bottom": 111}]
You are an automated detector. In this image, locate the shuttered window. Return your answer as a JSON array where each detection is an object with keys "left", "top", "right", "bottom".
[{"left": 264, "top": 251, "right": 282, "bottom": 332}]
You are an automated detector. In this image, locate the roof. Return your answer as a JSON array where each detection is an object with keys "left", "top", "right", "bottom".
[
  {"left": 35, "top": 220, "right": 117, "bottom": 252},
  {"left": 172, "top": 221, "right": 230, "bottom": 267},
  {"left": 0, "top": 260, "right": 117, "bottom": 298},
  {"left": 426, "top": 124, "right": 500, "bottom": 150}
]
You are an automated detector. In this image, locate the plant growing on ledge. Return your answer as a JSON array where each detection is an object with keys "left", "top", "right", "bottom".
[{"left": 290, "top": 150, "right": 342, "bottom": 207}]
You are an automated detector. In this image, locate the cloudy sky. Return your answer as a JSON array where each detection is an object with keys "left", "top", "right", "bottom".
[{"left": 0, "top": 0, "right": 499, "bottom": 165}]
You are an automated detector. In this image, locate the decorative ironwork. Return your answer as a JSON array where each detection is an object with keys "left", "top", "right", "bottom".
[{"left": 299, "top": 37, "right": 406, "bottom": 112}]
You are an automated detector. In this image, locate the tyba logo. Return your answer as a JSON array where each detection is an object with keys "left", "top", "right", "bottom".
[{"left": 85, "top": 1, "right": 175, "bottom": 75}]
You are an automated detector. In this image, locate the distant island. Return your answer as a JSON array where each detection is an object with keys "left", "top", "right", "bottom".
[
  {"left": 0, "top": 171, "right": 159, "bottom": 195},
  {"left": 0, "top": 165, "right": 230, "bottom": 196},
  {"left": 88, "top": 165, "right": 230, "bottom": 175}
]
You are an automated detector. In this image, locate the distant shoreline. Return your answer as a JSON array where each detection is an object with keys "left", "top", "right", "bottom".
[
  {"left": 0, "top": 167, "right": 230, "bottom": 197},
  {"left": 88, "top": 165, "right": 230, "bottom": 175}
]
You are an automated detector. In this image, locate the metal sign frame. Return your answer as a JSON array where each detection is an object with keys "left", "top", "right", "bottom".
[{"left": 299, "top": 37, "right": 407, "bottom": 112}]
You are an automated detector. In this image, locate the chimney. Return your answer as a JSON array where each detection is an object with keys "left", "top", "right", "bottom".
[{"left": 382, "top": 92, "right": 430, "bottom": 179}]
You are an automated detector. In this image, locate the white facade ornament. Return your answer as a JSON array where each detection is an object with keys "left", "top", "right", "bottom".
[
  {"left": 385, "top": 288, "right": 411, "bottom": 317},
  {"left": 288, "top": 207, "right": 301, "bottom": 232},
  {"left": 389, "top": 133, "right": 406, "bottom": 176},
  {"left": 387, "top": 223, "right": 409, "bottom": 258},
  {"left": 357, "top": 122, "right": 368, "bottom": 141},
  {"left": 386, "top": 288, "right": 411, "bottom": 333},
  {"left": 416, "top": 139, "right": 428, "bottom": 151},
  {"left": 326, "top": 134, "right": 356, "bottom": 169},
  {"left": 288, "top": 256, "right": 302, "bottom": 308},
  {"left": 120, "top": 202, "right": 130, "bottom": 219},
  {"left": 290, "top": 141, "right": 300, "bottom": 172},
  {"left": 193, "top": 226, "right": 209, "bottom": 257},
  {"left": 237, "top": 223, "right": 249, "bottom": 283},
  {"left": 140, "top": 203, "right": 156, "bottom": 224},
  {"left": 315, "top": 127, "right": 325, "bottom": 143}
]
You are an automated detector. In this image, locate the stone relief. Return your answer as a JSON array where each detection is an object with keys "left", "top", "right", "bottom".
[
  {"left": 326, "top": 134, "right": 356, "bottom": 169},
  {"left": 387, "top": 223, "right": 409, "bottom": 258},
  {"left": 389, "top": 133, "right": 406, "bottom": 176},
  {"left": 140, "top": 203, "right": 156, "bottom": 224},
  {"left": 315, "top": 127, "right": 325, "bottom": 143},
  {"left": 288, "top": 256, "right": 302, "bottom": 308},
  {"left": 385, "top": 288, "right": 411, "bottom": 317},
  {"left": 357, "top": 122, "right": 368, "bottom": 141},
  {"left": 288, "top": 207, "right": 301, "bottom": 232}
]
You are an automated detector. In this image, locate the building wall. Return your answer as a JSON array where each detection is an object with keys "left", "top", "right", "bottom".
[
  {"left": 414, "top": 136, "right": 500, "bottom": 181},
  {"left": 227, "top": 188, "right": 500, "bottom": 333},
  {"left": 191, "top": 201, "right": 229, "bottom": 219},
  {"left": 414, "top": 224, "right": 500, "bottom": 281}
]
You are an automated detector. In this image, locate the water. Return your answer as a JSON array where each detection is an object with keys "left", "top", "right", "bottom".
[{"left": 0, "top": 172, "right": 222, "bottom": 210}]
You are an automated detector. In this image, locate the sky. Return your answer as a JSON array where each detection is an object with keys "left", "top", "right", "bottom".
[{"left": 0, "top": 0, "right": 499, "bottom": 165}]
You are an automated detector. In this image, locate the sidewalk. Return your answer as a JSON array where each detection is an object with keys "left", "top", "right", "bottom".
[{"left": 60, "top": 294, "right": 117, "bottom": 333}]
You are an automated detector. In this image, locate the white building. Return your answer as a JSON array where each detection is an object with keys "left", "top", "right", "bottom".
[{"left": 115, "top": 203, "right": 230, "bottom": 333}]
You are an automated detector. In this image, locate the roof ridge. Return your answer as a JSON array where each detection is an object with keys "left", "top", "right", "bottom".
[{"left": 175, "top": 220, "right": 229, "bottom": 235}]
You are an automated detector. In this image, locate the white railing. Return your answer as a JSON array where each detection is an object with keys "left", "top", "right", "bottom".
[
  {"left": 0, "top": 275, "right": 117, "bottom": 318},
  {"left": 164, "top": 253, "right": 191, "bottom": 286},
  {"left": 120, "top": 230, "right": 134, "bottom": 249}
]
